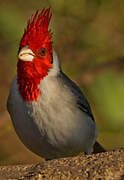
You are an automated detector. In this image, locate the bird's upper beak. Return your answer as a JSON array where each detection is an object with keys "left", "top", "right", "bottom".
[{"left": 18, "top": 46, "right": 35, "bottom": 62}]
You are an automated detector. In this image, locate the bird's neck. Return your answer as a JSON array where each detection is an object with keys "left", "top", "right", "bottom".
[{"left": 17, "top": 60, "right": 50, "bottom": 102}]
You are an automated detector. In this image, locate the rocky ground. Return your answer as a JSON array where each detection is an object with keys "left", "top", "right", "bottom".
[{"left": 0, "top": 149, "right": 124, "bottom": 180}]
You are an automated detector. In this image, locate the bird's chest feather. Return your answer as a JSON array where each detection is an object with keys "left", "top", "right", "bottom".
[
  {"left": 8, "top": 77, "right": 73, "bottom": 139},
  {"left": 8, "top": 76, "right": 96, "bottom": 156}
]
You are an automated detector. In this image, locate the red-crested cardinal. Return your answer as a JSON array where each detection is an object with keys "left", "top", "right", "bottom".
[{"left": 7, "top": 8, "right": 105, "bottom": 160}]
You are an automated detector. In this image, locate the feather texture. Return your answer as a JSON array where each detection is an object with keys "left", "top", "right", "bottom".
[{"left": 7, "top": 51, "right": 97, "bottom": 159}]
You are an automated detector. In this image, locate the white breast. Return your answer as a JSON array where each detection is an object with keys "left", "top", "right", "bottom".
[{"left": 7, "top": 75, "right": 97, "bottom": 159}]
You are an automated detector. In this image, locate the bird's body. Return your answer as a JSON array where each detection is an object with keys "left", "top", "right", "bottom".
[
  {"left": 7, "top": 51, "right": 97, "bottom": 159},
  {"left": 7, "top": 8, "right": 104, "bottom": 160}
]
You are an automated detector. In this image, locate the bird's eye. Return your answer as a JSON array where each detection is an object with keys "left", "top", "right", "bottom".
[{"left": 38, "top": 48, "right": 46, "bottom": 56}]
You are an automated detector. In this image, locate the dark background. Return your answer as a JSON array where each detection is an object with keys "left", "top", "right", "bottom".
[{"left": 0, "top": 0, "right": 124, "bottom": 165}]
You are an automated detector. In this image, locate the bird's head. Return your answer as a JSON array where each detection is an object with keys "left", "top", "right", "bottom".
[{"left": 17, "top": 8, "right": 53, "bottom": 102}]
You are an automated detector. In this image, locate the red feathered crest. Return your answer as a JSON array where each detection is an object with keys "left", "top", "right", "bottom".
[{"left": 20, "top": 8, "right": 52, "bottom": 52}]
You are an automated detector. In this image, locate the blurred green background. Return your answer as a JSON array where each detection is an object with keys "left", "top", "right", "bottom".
[{"left": 0, "top": 0, "right": 124, "bottom": 165}]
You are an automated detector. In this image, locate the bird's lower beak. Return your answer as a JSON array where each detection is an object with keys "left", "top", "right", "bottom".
[{"left": 18, "top": 47, "right": 35, "bottom": 62}]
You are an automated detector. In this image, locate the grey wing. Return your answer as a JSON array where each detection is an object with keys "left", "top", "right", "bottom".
[{"left": 60, "top": 72, "right": 95, "bottom": 121}]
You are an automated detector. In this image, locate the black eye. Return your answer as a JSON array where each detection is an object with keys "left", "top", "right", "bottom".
[{"left": 38, "top": 48, "right": 46, "bottom": 56}]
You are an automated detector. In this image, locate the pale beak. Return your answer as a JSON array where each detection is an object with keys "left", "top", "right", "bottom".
[{"left": 18, "top": 46, "right": 35, "bottom": 62}]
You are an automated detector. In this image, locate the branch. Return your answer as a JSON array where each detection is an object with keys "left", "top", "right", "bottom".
[{"left": 0, "top": 149, "right": 124, "bottom": 179}]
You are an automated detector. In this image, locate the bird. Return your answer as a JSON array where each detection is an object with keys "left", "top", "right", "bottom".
[{"left": 7, "top": 8, "right": 105, "bottom": 160}]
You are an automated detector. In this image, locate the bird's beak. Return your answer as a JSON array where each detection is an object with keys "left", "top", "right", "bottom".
[{"left": 18, "top": 47, "right": 35, "bottom": 62}]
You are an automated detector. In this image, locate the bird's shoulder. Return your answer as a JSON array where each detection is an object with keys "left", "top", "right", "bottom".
[
  {"left": 7, "top": 76, "right": 18, "bottom": 113},
  {"left": 58, "top": 72, "right": 94, "bottom": 121}
]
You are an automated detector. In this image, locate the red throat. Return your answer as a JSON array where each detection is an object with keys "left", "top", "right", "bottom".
[
  {"left": 17, "top": 8, "right": 53, "bottom": 102},
  {"left": 17, "top": 59, "right": 52, "bottom": 102}
]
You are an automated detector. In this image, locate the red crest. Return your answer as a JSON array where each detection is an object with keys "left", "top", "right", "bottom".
[{"left": 20, "top": 8, "right": 52, "bottom": 53}]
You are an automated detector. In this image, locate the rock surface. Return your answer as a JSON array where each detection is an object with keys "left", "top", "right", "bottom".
[{"left": 0, "top": 149, "right": 124, "bottom": 180}]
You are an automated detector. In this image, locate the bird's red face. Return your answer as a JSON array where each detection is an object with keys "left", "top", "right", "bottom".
[{"left": 17, "top": 8, "right": 53, "bottom": 102}]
